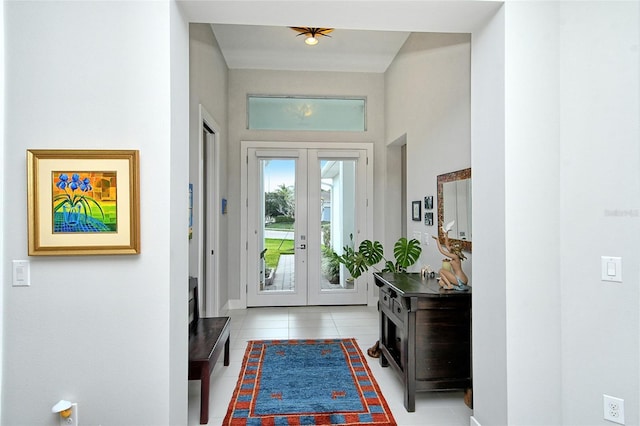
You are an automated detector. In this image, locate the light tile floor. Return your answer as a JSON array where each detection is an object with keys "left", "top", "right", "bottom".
[{"left": 188, "top": 305, "right": 473, "bottom": 426}]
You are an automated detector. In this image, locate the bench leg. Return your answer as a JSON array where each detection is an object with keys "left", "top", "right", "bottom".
[
  {"left": 199, "top": 364, "right": 210, "bottom": 425},
  {"left": 224, "top": 336, "right": 230, "bottom": 366}
]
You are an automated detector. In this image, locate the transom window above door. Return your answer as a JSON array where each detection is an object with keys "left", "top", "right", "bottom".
[{"left": 247, "top": 95, "right": 366, "bottom": 131}]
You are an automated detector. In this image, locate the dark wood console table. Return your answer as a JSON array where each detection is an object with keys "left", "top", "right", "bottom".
[{"left": 374, "top": 272, "right": 471, "bottom": 412}]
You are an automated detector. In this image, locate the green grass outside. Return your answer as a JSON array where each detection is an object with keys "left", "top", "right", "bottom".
[
  {"left": 263, "top": 238, "right": 294, "bottom": 269},
  {"left": 265, "top": 222, "right": 294, "bottom": 230}
]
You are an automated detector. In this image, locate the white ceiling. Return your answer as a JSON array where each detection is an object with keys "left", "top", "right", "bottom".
[
  {"left": 182, "top": 1, "right": 503, "bottom": 73},
  {"left": 210, "top": 24, "right": 411, "bottom": 73}
]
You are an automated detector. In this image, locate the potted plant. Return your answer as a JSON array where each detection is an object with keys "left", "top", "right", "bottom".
[
  {"left": 321, "top": 245, "right": 341, "bottom": 284},
  {"left": 338, "top": 234, "right": 422, "bottom": 279},
  {"left": 338, "top": 234, "right": 422, "bottom": 358},
  {"left": 259, "top": 248, "right": 275, "bottom": 286}
]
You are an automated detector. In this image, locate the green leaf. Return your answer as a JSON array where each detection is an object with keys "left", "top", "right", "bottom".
[
  {"left": 339, "top": 250, "right": 367, "bottom": 278},
  {"left": 393, "top": 237, "right": 422, "bottom": 268},
  {"left": 382, "top": 260, "right": 396, "bottom": 273},
  {"left": 338, "top": 240, "right": 372, "bottom": 279},
  {"left": 338, "top": 236, "right": 421, "bottom": 279},
  {"left": 359, "top": 240, "right": 384, "bottom": 266},
  {"left": 350, "top": 252, "right": 370, "bottom": 278}
]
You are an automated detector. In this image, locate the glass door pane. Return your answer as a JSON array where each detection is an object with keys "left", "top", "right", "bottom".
[
  {"left": 319, "top": 159, "right": 356, "bottom": 290},
  {"left": 247, "top": 149, "right": 307, "bottom": 307},
  {"left": 260, "top": 159, "right": 296, "bottom": 292},
  {"left": 307, "top": 150, "right": 368, "bottom": 305}
]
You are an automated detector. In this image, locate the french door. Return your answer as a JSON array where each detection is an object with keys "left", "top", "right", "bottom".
[{"left": 244, "top": 143, "right": 371, "bottom": 307}]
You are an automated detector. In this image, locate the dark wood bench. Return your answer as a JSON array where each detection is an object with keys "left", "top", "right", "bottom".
[{"left": 188, "top": 277, "right": 230, "bottom": 425}]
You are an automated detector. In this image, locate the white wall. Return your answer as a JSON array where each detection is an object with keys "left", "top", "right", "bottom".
[
  {"left": 473, "top": 2, "right": 640, "bottom": 425},
  {"left": 2, "top": 1, "right": 189, "bottom": 424},
  {"left": 227, "top": 69, "right": 385, "bottom": 305},
  {"left": 0, "top": 0, "right": 5, "bottom": 418},
  {"left": 385, "top": 32, "right": 472, "bottom": 278},
  {"left": 169, "top": 1, "right": 190, "bottom": 424},
  {"left": 504, "top": 2, "right": 563, "bottom": 423},
  {"left": 470, "top": 6, "right": 508, "bottom": 424},
  {"left": 189, "top": 23, "right": 230, "bottom": 313},
  {"left": 558, "top": 2, "right": 639, "bottom": 424}
]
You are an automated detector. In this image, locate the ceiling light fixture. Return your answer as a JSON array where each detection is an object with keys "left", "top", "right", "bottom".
[{"left": 290, "top": 27, "right": 334, "bottom": 46}]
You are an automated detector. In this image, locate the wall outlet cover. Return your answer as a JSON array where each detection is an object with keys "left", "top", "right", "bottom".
[{"left": 603, "top": 394, "right": 624, "bottom": 424}]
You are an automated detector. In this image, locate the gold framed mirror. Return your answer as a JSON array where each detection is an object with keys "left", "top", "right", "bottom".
[{"left": 437, "top": 168, "right": 472, "bottom": 253}]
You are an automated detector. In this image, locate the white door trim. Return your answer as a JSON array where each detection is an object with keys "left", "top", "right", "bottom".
[{"left": 199, "top": 104, "right": 221, "bottom": 317}]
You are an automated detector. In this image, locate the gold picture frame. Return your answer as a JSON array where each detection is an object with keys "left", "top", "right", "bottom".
[{"left": 27, "top": 149, "right": 140, "bottom": 255}]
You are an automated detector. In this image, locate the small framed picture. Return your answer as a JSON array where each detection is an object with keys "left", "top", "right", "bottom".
[
  {"left": 424, "top": 195, "right": 433, "bottom": 210},
  {"left": 412, "top": 200, "right": 421, "bottom": 221},
  {"left": 425, "top": 212, "right": 434, "bottom": 226}
]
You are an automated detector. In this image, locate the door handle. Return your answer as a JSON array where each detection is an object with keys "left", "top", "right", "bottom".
[{"left": 297, "top": 244, "right": 306, "bottom": 250}]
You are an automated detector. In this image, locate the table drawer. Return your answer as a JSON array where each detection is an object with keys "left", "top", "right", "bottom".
[
  {"left": 391, "top": 298, "right": 405, "bottom": 323},
  {"left": 380, "top": 286, "right": 394, "bottom": 310}
]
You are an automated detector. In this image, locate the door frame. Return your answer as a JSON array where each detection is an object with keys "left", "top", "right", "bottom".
[
  {"left": 239, "top": 140, "right": 374, "bottom": 308},
  {"left": 198, "top": 105, "right": 221, "bottom": 316}
]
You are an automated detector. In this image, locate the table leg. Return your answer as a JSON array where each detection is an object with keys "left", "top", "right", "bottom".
[
  {"left": 199, "top": 364, "right": 210, "bottom": 424},
  {"left": 224, "top": 336, "right": 230, "bottom": 366}
]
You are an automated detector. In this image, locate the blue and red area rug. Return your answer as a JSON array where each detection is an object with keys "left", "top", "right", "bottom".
[{"left": 223, "top": 338, "right": 396, "bottom": 425}]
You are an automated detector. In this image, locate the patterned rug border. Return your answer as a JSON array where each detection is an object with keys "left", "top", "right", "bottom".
[{"left": 223, "top": 338, "right": 397, "bottom": 426}]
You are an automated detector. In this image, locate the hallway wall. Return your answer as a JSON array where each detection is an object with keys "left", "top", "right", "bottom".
[
  {"left": 0, "top": 0, "right": 5, "bottom": 418},
  {"left": 226, "top": 69, "right": 385, "bottom": 305},
  {"left": 502, "top": 2, "right": 563, "bottom": 422},
  {"left": 189, "top": 23, "right": 230, "bottom": 313},
  {"left": 2, "top": 2, "right": 189, "bottom": 424},
  {"left": 385, "top": 32, "right": 472, "bottom": 282},
  {"left": 557, "top": 2, "right": 639, "bottom": 423}
]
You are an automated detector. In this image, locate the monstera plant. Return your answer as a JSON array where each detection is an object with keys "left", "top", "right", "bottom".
[{"left": 338, "top": 234, "right": 422, "bottom": 279}]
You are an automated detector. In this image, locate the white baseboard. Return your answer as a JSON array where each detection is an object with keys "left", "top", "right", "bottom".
[
  {"left": 228, "top": 298, "right": 245, "bottom": 310},
  {"left": 470, "top": 416, "right": 481, "bottom": 426}
]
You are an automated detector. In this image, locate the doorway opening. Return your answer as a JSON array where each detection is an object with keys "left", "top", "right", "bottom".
[{"left": 241, "top": 141, "right": 374, "bottom": 307}]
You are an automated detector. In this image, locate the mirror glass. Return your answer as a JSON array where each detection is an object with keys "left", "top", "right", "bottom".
[{"left": 437, "top": 168, "right": 472, "bottom": 252}]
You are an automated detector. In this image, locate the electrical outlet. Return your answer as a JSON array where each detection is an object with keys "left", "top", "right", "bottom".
[
  {"left": 603, "top": 395, "right": 624, "bottom": 424},
  {"left": 59, "top": 403, "right": 78, "bottom": 426}
]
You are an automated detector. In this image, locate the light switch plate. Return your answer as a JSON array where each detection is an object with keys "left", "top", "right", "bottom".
[
  {"left": 12, "top": 260, "right": 30, "bottom": 287},
  {"left": 601, "top": 256, "right": 622, "bottom": 282}
]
